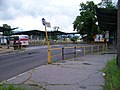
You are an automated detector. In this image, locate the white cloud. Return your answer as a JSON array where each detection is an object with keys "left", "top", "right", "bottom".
[{"left": 0, "top": 0, "right": 117, "bottom": 33}]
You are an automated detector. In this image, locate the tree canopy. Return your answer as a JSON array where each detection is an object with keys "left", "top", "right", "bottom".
[
  {"left": 2, "top": 24, "right": 12, "bottom": 36},
  {"left": 98, "top": 0, "right": 116, "bottom": 9},
  {"left": 2, "top": 24, "right": 11, "bottom": 29},
  {"left": 73, "top": 1, "right": 98, "bottom": 42},
  {"left": 73, "top": 0, "right": 116, "bottom": 42}
]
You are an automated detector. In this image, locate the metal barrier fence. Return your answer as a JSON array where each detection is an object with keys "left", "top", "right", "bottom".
[
  {"left": 48, "top": 44, "right": 107, "bottom": 63},
  {"left": 12, "top": 44, "right": 22, "bottom": 50}
]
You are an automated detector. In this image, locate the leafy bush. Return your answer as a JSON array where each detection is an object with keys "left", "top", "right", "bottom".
[{"left": 70, "top": 36, "right": 79, "bottom": 43}]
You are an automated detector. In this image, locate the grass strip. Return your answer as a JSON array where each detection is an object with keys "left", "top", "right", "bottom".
[
  {"left": 103, "top": 58, "right": 120, "bottom": 90},
  {"left": 0, "top": 84, "right": 25, "bottom": 90}
]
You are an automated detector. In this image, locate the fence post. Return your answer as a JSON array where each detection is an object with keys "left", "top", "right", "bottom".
[
  {"left": 18, "top": 44, "right": 19, "bottom": 49},
  {"left": 74, "top": 47, "right": 76, "bottom": 59},
  {"left": 91, "top": 46, "right": 94, "bottom": 54},
  {"left": 48, "top": 49, "right": 51, "bottom": 64},
  {"left": 21, "top": 44, "right": 22, "bottom": 49},
  {"left": 103, "top": 45, "right": 105, "bottom": 52},
  {"left": 84, "top": 47, "right": 86, "bottom": 55},
  {"left": 62, "top": 48, "right": 64, "bottom": 60},
  {"left": 98, "top": 45, "right": 99, "bottom": 53},
  {"left": 106, "top": 43, "right": 108, "bottom": 50}
]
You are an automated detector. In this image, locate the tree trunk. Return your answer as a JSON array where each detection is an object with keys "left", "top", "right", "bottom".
[{"left": 117, "top": 0, "right": 120, "bottom": 67}]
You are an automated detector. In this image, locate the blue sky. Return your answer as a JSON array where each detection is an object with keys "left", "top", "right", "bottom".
[{"left": 0, "top": 0, "right": 117, "bottom": 32}]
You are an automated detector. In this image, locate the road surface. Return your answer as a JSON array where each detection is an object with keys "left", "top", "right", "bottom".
[
  {"left": 0, "top": 44, "right": 90, "bottom": 82},
  {"left": 0, "top": 46, "right": 48, "bottom": 82}
]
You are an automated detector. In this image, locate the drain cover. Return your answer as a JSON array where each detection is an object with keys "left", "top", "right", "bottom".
[
  {"left": 79, "top": 86, "right": 86, "bottom": 89},
  {"left": 83, "top": 62, "right": 91, "bottom": 65}
]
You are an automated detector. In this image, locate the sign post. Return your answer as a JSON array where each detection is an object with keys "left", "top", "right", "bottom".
[{"left": 42, "top": 18, "right": 51, "bottom": 64}]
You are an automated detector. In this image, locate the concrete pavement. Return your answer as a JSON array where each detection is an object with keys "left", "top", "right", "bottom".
[{"left": 6, "top": 53, "right": 116, "bottom": 90}]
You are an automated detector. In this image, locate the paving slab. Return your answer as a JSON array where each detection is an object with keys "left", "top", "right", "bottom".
[{"left": 6, "top": 53, "right": 116, "bottom": 90}]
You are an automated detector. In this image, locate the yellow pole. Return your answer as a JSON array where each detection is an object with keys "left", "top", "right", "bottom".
[{"left": 44, "top": 25, "right": 51, "bottom": 64}]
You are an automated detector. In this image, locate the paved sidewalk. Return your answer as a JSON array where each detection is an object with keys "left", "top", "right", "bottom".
[
  {"left": 0, "top": 46, "right": 14, "bottom": 54},
  {"left": 0, "top": 46, "right": 26, "bottom": 55},
  {"left": 6, "top": 53, "right": 116, "bottom": 90}
]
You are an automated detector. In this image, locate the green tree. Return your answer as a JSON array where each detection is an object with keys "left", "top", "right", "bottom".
[
  {"left": 73, "top": 1, "right": 98, "bottom": 42},
  {"left": 2, "top": 24, "right": 12, "bottom": 36},
  {"left": 98, "top": 0, "right": 116, "bottom": 9},
  {"left": 70, "top": 36, "right": 79, "bottom": 43},
  {"left": 3, "top": 24, "right": 11, "bottom": 29}
]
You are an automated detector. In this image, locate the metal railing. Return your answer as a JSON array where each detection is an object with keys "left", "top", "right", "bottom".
[
  {"left": 48, "top": 44, "right": 107, "bottom": 63},
  {"left": 12, "top": 44, "right": 22, "bottom": 50}
]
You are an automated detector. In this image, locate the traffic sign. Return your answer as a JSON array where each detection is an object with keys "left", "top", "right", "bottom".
[
  {"left": 42, "top": 18, "right": 46, "bottom": 25},
  {"left": 46, "top": 22, "right": 51, "bottom": 28}
]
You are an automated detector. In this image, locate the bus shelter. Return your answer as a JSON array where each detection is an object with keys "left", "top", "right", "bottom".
[{"left": 96, "top": 8, "right": 117, "bottom": 45}]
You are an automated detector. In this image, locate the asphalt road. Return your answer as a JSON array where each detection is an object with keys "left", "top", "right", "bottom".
[
  {"left": 0, "top": 47, "right": 48, "bottom": 82},
  {"left": 0, "top": 44, "right": 91, "bottom": 82}
]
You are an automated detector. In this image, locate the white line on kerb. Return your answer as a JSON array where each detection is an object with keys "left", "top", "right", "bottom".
[
  {"left": 7, "top": 71, "right": 28, "bottom": 82},
  {"left": 6, "top": 65, "right": 44, "bottom": 82},
  {"left": 7, "top": 76, "right": 17, "bottom": 82}
]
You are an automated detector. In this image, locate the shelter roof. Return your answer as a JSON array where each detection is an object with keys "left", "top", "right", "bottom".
[
  {"left": 12, "top": 30, "right": 80, "bottom": 36},
  {"left": 12, "top": 30, "right": 45, "bottom": 36},
  {"left": 96, "top": 8, "right": 117, "bottom": 31},
  {"left": 48, "top": 31, "right": 66, "bottom": 35}
]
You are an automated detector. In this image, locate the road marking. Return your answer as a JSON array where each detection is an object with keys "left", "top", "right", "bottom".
[{"left": 7, "top": 71, "right": 29, "bottom": 82}]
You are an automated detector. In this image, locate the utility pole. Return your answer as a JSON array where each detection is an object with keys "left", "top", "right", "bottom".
[{"left": 117, "top": 0, "right": 120, "bottom": 66}]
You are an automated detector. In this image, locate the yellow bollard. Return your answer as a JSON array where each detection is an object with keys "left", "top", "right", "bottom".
[{"left": 48, "top": 49, "right": 51, "bottom": 64}]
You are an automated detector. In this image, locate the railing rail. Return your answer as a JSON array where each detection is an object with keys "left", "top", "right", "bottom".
[{"left": 48, "top": 44, "right": 108, "bottom": 63}]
